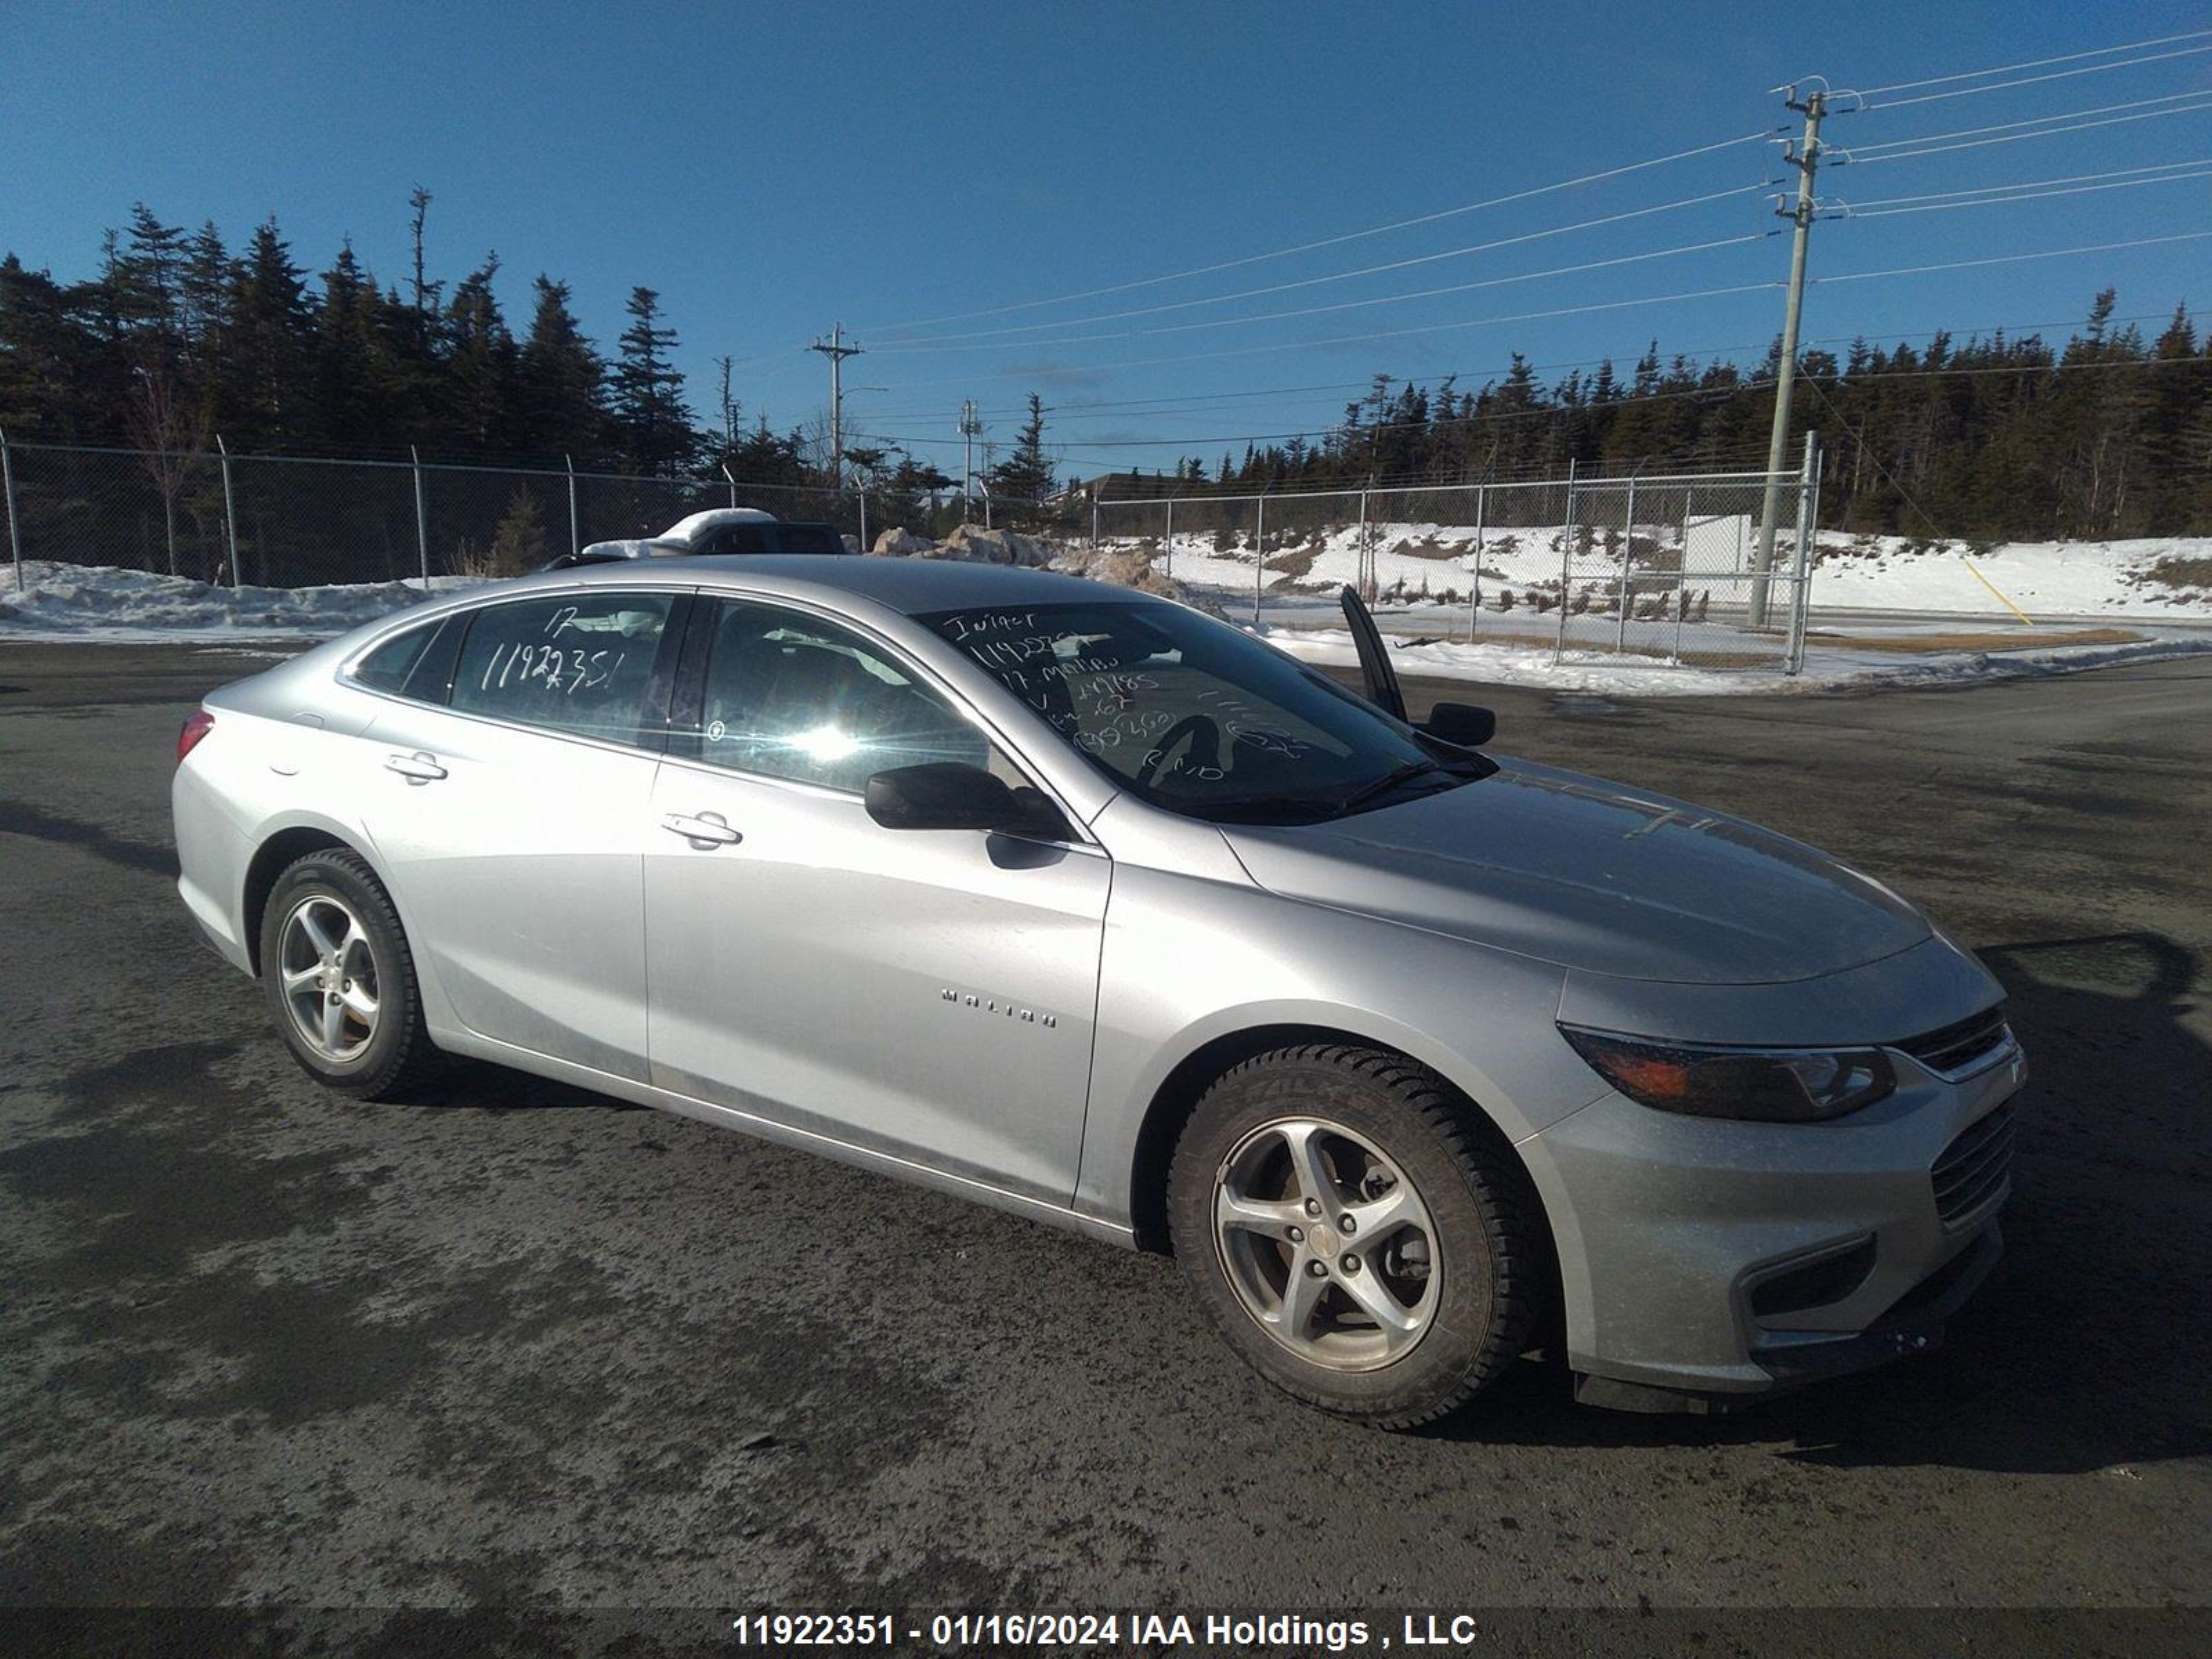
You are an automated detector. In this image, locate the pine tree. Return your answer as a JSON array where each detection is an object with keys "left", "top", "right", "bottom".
[
  {"left": 488, "top": 486, "right": 551, "bottom": 574},
  {"left": 441, "top": 254, "right": 518, "bottom": 452},
  {"left": 226, "top": 217, "right": 313, "bottom": 444},
  {"left": 985, "top": 393, "right": 1056, "bottom": 511},
  {"left": 608, "top": 286, "right": 695, "bottom": 476},
  {"left": 516, "top": 276, "right": 606, "bottom": 462}
]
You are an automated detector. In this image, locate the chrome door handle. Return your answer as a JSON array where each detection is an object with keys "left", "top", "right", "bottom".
[
  {"left": 662, "top": 811, "right": 742, "bottom": 847},
  {"left": 385, "top": 751, "right": 447, "bottom": 784}
]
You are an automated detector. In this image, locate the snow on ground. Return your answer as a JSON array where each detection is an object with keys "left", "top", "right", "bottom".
[
  {"left": 1802, "top": 534, "right": 2212, "bottom": 616},
  {"left": 1118, "top": 523, "right": 2212, "bottom": 620},
  {"left": 0, "top": 561, "right": 480, "bottom": 641},
  {"left": 1263, "top": 624, "right": 2212, "bottom": 697}
]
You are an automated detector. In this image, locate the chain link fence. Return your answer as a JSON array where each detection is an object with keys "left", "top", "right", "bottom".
[
  {"left": 1096, "top": 448, "right": 1821, "bottom": 673},
  {"left": 0, "top": 435, "right": 1818, "bottom": 673},
  {"left": 0, "top": 438, "right": 1016, "bottom": 591}
]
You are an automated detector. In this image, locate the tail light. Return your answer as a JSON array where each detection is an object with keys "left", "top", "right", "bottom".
[{"left": 177, "top": 710, "right": 215, "bottom": 766}]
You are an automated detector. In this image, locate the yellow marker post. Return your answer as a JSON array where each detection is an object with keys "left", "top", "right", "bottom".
[{"left": 1962, "top": 559, "right": 2034, "bottom": 627}]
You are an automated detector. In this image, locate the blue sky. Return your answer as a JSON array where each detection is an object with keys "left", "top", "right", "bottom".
[{"left": 4, "top": 1, "right": 2206, "bottom": 476}]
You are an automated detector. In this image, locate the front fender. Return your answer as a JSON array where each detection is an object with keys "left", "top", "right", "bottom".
[{"left": 1075, "top": 862, "right": 1602, "bottom": 1229}]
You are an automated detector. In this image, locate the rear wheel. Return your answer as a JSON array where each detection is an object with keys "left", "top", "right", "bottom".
[
  {"left": 259, "top": 850, "right": 440, "bottom": 1100},
  {"left": 1168, "top": 1044, "right": 1545, "bottom": 1429}
]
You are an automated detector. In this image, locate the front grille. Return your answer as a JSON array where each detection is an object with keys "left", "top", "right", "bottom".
[
  {"left": 1897, "top": 1004, "right": 2012, "bottom": 1076},
  {"left": 1931, "top": 1103, "right": 2016, "bottom": 1226}
]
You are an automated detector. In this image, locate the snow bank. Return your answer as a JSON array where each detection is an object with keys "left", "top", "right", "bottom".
[
  {"left": 1263, "top": 624, "right": 2212, "bottom": 697},
  {"left": 0, "top": 561, "right": 480, "bottom": 641},
  {"left": 1112, "top": 523, "right": 2212, "bottom": 619},
  {"left": 1806, "top": 535, "right": 2212, "bottom": 616}
]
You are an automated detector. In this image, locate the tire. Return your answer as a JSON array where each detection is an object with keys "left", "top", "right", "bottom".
[
  {"left": 259, "top": 848, "right": 442, "bottom": 1101},
  {"left": 1167, "top": 1044, "right": 1546, "bottom": 1430}
]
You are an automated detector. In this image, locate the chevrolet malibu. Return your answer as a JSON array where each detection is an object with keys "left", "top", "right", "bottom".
[{"left": 172, "top": 556, "right": 2025, "bottom": 1425}]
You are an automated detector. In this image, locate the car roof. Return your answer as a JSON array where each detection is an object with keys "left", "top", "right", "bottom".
[{"left": 552, "top": 553, "right": 1147, "bottom": 615}]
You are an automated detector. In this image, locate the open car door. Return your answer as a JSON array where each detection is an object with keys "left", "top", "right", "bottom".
[{"left": 1338, "top": 584, "right": 1407, "bottom": 722}]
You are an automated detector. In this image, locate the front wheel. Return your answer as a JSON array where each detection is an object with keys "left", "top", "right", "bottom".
[
  {"left": 259, "top": 849, "right": 441, "bottom": 1100},
  {"left": 1167, "top": 1044, "right": 1546, "bottom": 1429}
]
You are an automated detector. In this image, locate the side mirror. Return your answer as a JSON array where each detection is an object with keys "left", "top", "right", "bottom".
[
  {"left": 1422, "top": 702, "right": 1495, "bottom": 748},
  {"left": 865, "top": 762, "right": 1069, "bottom": 838}
]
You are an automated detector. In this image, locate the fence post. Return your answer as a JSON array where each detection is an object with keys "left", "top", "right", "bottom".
[
  {"left": 1467, "top": 482, "right": 1484, "bottom": 641},
  {"left": 1356, "top": 480, "right": 1370, "bottom": 601},
  {"left": 858, "top": 488, "right": 868, "bottom": 553},
  {"left": 1615, "top": 472, "right": 1639, "bottom": 654},
  {"left": 216, "top": 435, "right": 241, "bottom": 588},
  {"left": 1163, "top": 496, "right": 1174, "bottom": 581},
  {"left": 566, "top": 456, "right": 581, "bottom": 557},
  {"left": 0, "top": 428, "right": 20, "bottom": 593},
  {"left": 1089, "top": 491, "right": 1100, "bottom": 552},
  {"left": 1252, "top": 492, "right": 1266, "bottom": 626},
  {"left": 1551, "top": 459, "right": 1578, "bottom": 666},
  {"left": 410, "top": 445, "right": 430, "bottom": 589},
  {"left": 1673, "top": 485, "right": 1694, "bottom": 665},
  {"left": 1787, "top": 433, "right": 1821, "bottom": 675}
]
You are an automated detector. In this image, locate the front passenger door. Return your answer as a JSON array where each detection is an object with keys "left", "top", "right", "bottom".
[{"left": 642, "top": 597, "right": 1109, "bottom": 1204}]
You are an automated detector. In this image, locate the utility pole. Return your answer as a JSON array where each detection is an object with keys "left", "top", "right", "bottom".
[
  {"left": 1748, "top": 86, "right": 1826, "bottom": 629},
  {"left": 809, "top": 324, "right": 863, "bottom": 491},
  {"left": 958, "top": 399, "right": 984, "bottom": 523}
]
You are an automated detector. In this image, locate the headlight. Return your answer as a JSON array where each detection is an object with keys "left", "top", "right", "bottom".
[{"left": 1559, "top": 1024, "right": 1895, "bottom": 1123}]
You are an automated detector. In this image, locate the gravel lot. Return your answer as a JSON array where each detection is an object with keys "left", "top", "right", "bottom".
[{"left": 2, "top": 641, "right": 2207, "bottom": 1650}]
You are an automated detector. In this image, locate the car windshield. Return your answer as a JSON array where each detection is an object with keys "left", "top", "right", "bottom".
[{"left": 918, "top": 601, "right": 1487, "bottom": 823}]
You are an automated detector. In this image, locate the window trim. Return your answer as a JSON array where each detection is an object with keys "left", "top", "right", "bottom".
[
  {"left": 341, "top": 587, "right": 691, "bottom": 760},
  {"left": 339, "top": 611, "right": 466, "bottom": 705},
  {"left": 660, "top": 590, "right": 1098, "bottom": 847},
  {"left": 445, "top": 590, "right": 691, "bottom": 753}
]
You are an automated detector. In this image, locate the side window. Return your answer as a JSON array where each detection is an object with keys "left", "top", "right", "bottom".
[
  {"left": 351, "top": 615, "right": 460, "bottom": 702},
  {"left": 449, "top": 592, "right": 675, "bottom": 744},
  {"left": 690, "top": 600, "right": 1022, "bottom": 793}
]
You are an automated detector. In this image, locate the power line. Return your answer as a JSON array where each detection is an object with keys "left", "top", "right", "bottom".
[
  {"left": 874, "top": 182, "right": 1778, "bottom": 346},
  {"left": 1844, "top": 158, "right": 2212, "bottom": 210},
  {"left": 1850, "top": 169, "right": 2212, "bottom": 218},
  {"left": 1813, "top": 228, "right": 2212, "bottom": 286},
  {"left": 1835, "top": 89, "right": 2212, "bottom": 155},
  {"left": 854, "top": 129, "right": 1783, "bottom": 335},
  {"left": 866, "top": 280, "right": 1783, "bottom": 386},
  {"left": 1859, "top": 44, "right": 2212, "bottom": 112},
  {"left": 1836, "top": 97, "right": 2212, "bottom": 166},
  {"left": 851, "top": 354, "right": 2200, "bottom": 458},
  {"left": 1797, "top": 373, "right": 1950, "bottom": 545},
  {"left": 857, "top": 311, "right": 2176, "bottom": 423},
  {"left": 1850, "top": 28, "right": 2212, "bottom": 98},
  {"left": 861, "top": 232, "right": 2199, "bottom": 392},
  {"left": 869, "top": 233, "right": 1778, "bottom": 355}
]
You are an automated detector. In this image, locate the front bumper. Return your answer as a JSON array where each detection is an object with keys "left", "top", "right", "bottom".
[{"left": 1519, "top": 1035, "right": 2025, "bottom": 1405}]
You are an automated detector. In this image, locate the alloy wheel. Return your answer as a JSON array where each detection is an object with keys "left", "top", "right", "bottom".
[
  {"left": 1212, "top": 1116, "right": 1441, "bottom": 1371},
  {"left": 277, "top": 893, "right": 380, "bottom": 1062}
]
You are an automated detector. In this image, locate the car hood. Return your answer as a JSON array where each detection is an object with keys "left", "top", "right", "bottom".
[{"left": 1219, "top": 758, "right": 1930, "bottom": 986}]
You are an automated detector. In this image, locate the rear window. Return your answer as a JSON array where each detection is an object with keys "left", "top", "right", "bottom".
[
  {"left": 775, "top": 523, "right": 846, "bottom": 554},
  {"left": 350, "top": 615, "right": 462, "bottom": 702},
  {"left": 448, "top": 592, "right": 675, "bottom": 744}
]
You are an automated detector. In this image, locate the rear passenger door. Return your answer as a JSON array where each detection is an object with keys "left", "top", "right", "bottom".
[{"left": 355, "top": 588, "right": 683, "bottom": 1082}]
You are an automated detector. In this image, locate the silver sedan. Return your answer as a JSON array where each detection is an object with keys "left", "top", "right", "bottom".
[{"left": 172, "top": 556, "right": 2024, "bottom": 1425}]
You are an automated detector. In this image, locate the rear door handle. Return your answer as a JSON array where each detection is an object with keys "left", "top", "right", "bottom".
[
  {"left": 662, "top": 811, "right": 742, "bottom": 847},
  {"left": 385, "top": 751, "right": 447, "bottom": 784}
]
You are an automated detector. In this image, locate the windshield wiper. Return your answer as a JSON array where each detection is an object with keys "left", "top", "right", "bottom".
[
  {"left": 1179, "top": 759, "right": 1474, "bottom": 825},
  {"left": 1333, "top": 759, "right": 1459, "bottom": 815}
]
